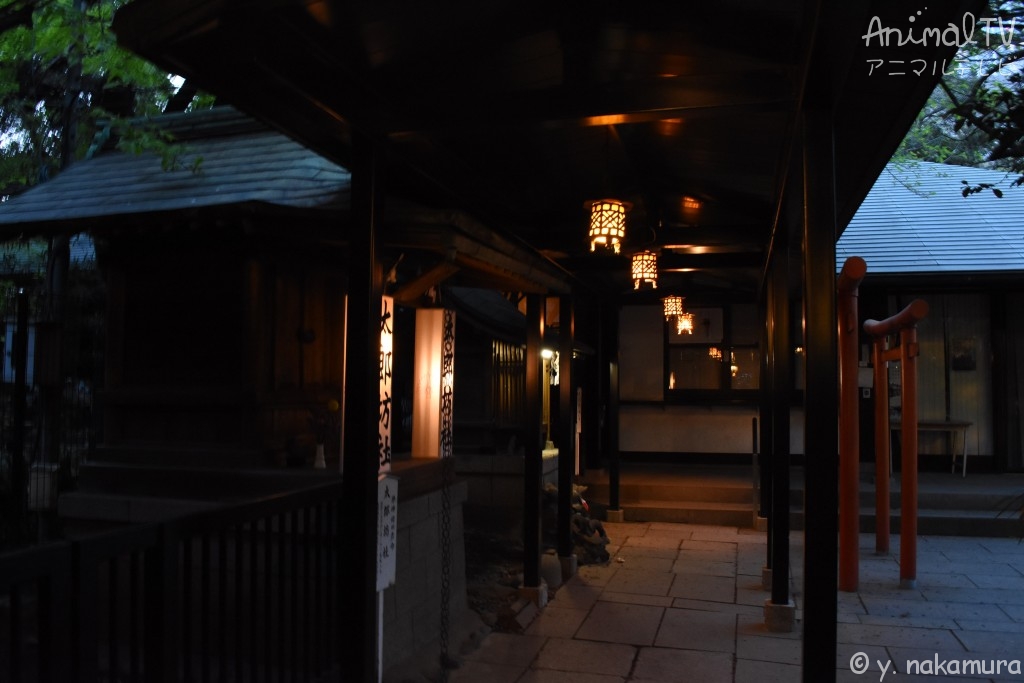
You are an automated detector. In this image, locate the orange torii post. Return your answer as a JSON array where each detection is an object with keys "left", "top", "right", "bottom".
[
  {"left": 863, "top": 299, "right": 929, "bottom": 589},
  {"left": 837, "top": 256, "right": 866, "bottom": 592}
]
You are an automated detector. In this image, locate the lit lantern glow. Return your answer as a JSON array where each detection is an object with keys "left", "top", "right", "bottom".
[
  {"left": 676, "top": 312, "right": 695, "bottom": 335},
  {"left": 662, "top": 295, "right": 684, "bottom": 319},
  {"left": 631, "top": 250, "right": 658, "bottom": 290},
  {"left": 587, "top": 199, "right": 629, "bottom": 253}
]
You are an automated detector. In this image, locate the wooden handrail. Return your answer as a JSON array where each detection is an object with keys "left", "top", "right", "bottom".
[{"left": 863, "top": 299, "right": 929, "bottom": 337}]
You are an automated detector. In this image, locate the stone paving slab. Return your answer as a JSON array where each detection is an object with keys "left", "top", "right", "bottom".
[
  {"left": 524, "top": 605, "right": 590, "bottom": 638},
  {"left": 532, "top": 638, "right": 636, "bottom": 677},
  {"left": 574, "top": 601, "right": 664, "bottom": 646},
  {"left": 631, "top": 647, "right": 733, "bottom": 682},
  {"left": 448, "top": 522, "right": 1024, "bottom": 683}
]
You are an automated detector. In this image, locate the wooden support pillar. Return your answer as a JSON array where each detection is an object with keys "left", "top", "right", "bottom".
[
  {"left": 522, "top": 293, "right": 546, "bottom": 600},
  {"left": 759, "top": 291, "right": 774, "bottom": 573},
  {"left": 864, "top": 299, "right": 928, "bottom": 588},
  {"left": 838, "top": 257, "right": 867, "bottom": 592},
  {"left": 608, "top": 348, "right": 621, "bottom": 517},
  {"left": 758, "top": 310, "right": 772, "bottom": 520},
  {"left": 766, "top": 243, "right": 793, "bottom": 631},
  {"left": 801, "top": 105, "right": 839, "bottom": 682},
  {"left": 872, "top": 339, "right": 891, "bottom": 554},
  {"left": 899, "top": 324, "right": 920, "bottom": 588},
  {"left": 340, "top": 132, "right": 383, "bottom": 683},
  {"left": 601, "top": 303, "right": 621, "bottom": 517},
  {"left": 9, "top": 286, "right": 30, "bottom": 536},
  {"left": 557, "top": 295, "right": 577, "bottom": 576}
]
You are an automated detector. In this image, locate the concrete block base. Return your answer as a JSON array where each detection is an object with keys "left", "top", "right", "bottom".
[
  {"left": 560, "top": 554, "right": 578, "bottom": 580},
  {"left": 754, "top": 515, "right": 768, "bottom": 532},
  {"left": 519, "top": 580, "right": 549, "bottom": 609},
  {"left": 764, "top": 599, "right": 796, "bottom": 633},
  {"left": 900, "top": 578, "right": 918, "bottom": 589},
  {"left": 605, "top": 508, "right": 625, "bottom": 523},
  {"left": 761, "top": 566, "right": 772, "bottom": 592}
]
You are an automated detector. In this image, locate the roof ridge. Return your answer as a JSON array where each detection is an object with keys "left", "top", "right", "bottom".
[{"left": 127, "top": 106, "right": 269, "bottom": 141}]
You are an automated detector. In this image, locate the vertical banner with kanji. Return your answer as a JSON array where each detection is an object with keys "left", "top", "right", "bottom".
[
  {"left": 376, "top": 471, "right": 398, "bottom": 683},
  {"left": 440, "top": 309, "right": 455, "bottom": 459},
  {"left": 379, "top": 295, "right": 394, "bottom": 474},
  {"left": 376, "top": 473, "right": 398, "bottom": 590}
]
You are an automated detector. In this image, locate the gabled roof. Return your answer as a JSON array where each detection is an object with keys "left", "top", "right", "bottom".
[
  {"left": 0, "top": 108, "right": 351, "bottom": 235},
  {"left": 0, "top": 107, "right": 574, "bottom": 294},
  {"left": 111, "top": 0, "right": 981, "bottom": 297},
  {"left": 838, "top": 161, "right": 1024, "bottom": 276}
]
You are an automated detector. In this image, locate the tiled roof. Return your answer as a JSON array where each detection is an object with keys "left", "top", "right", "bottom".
[
  {"left": 838, "top": 161, "right": 1024, "bottom": 275},
  {"left": 0, "top": 108, "right": 350, "bottom": 232}
]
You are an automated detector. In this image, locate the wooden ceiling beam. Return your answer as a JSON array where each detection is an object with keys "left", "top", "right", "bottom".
[{"left": 391, "top": 261, "right": 461, "bottom": 306}]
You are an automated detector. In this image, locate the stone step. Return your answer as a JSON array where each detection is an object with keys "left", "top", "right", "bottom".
[
  {"left": 582, "top": 465, "right": 757, "bottom": 528},
  {"left": 789, "top": 508, "right": 1023, "bottom": 538},
  {"left": 583, "top": 481, "right": 754, "bottom": 505},
  {"left": 592, "top": 500, "right": 756, "bottom": 527},
  {"left": 789, "top": 487, "right": 1022, "bottom": 513}
]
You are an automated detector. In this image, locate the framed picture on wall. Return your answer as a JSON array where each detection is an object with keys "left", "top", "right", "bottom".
[{"left": 951, "top": 336, "right": 976, "bottom": 371}]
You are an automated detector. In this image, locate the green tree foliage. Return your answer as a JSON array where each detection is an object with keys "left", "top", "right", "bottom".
[
  {"left": 895, "top": 1, "right": 1024, "bottom": 196},
  {"left": 0, "top": 0, "right": 210, "bottom": 199},
  {"left": 895, "top": 74, "right": 1001, "bottom": 169}
]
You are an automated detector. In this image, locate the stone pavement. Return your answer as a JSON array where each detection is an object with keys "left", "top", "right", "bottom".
[{"left": 449, "top": 520, "right": 1024, "bottom": 683}]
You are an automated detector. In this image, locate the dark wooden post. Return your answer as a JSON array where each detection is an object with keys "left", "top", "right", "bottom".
[
  {"left": 144, "top": 523, "right": 180, "bottom": 683},
  {"left": 872, "top": 337, "right": 891, "bottom": 553},
  {"left": 801, "top": 104, "right": 839, "bottom": 682},
  {"left": 864, "top": 299, "right": 928, "bottom": 588},
  {"left": 768, "top": 244, "right": 792, "bottom": 621},
  {"left": 759, "top": 287, "right": 774, "bottom": 575},
  {"left": 9, "top": 286, "right": 30, "bottom": 537},
  {"left": 899, "top": 323, "right": 920, "bottom": 587},
  {"left": 522, "top": 294, "right": 545, "bottom": 596},
  {"left": 838, "top": 256, "right": 867, "bottom": 592},
  {"left": 558, "top": 295, "right": 576, "bottom": 576},
  {"left": 340, "top": 131, "right": 383, "bottom": 682},
  {"left": 607, "top": 307, "right": 621, "bottom": 515}
]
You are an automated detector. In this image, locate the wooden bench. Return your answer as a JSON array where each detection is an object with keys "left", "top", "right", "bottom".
[{"left": 891, "top": 420, "right": 973, "bottom": 477}]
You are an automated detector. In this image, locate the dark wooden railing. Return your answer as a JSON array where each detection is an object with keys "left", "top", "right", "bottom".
[{"left": 1, "top": 480, "right": 346, "bottom": 683}]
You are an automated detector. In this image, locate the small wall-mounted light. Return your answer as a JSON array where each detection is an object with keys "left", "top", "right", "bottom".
[
  {"left": 586, "top": 198, "right": 630, "bottom": 253},
  {"left": 631, "top": 250, "right": 658, "bottom": 290},
  {"left": 682, "top": 196, "right": 702, "bottom": 211},
  {"left": 540, "top": 348, "right": 554, "bottom": 360}
]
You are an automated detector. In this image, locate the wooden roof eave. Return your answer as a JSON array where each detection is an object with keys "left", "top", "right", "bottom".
[{"left": 383, "top": 210, "right": 574, "bottom": 296}]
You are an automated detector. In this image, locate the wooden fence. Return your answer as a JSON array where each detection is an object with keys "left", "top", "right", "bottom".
[{"left": 0, "top": 480, "right": 346, "bottom": 683}]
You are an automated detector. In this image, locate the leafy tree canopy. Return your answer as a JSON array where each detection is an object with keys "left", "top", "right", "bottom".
[
  {"left": 895, "top": 1, "right": 1024, "bottom": 197},
  {"left": 0, "top": 0, "right": 213, "bottom": 200}
]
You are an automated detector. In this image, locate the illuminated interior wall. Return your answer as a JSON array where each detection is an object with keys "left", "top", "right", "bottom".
[{"left": 412, "top": 308, "right": 455, "bottom": 458}]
